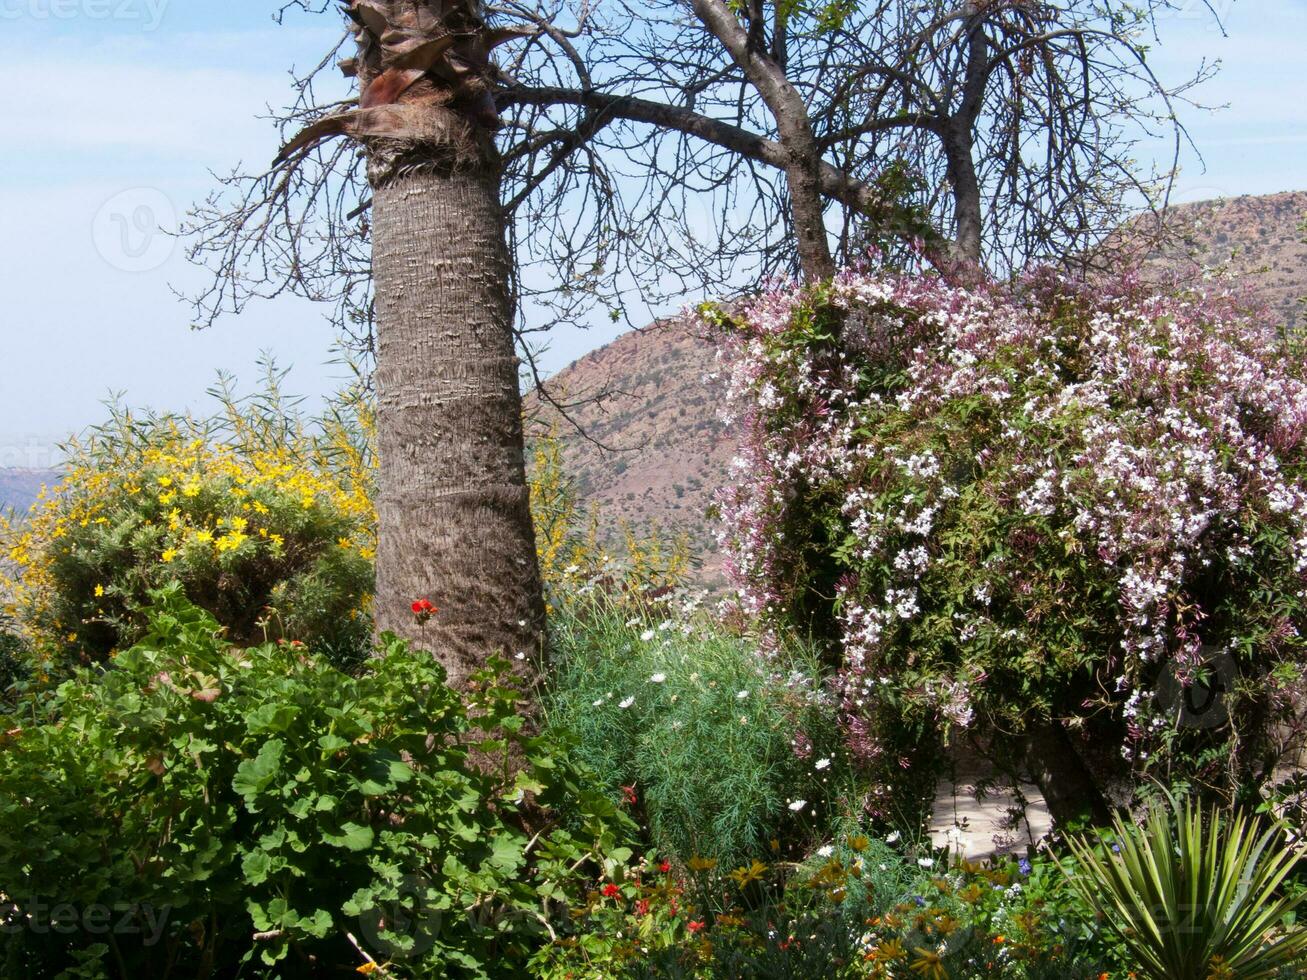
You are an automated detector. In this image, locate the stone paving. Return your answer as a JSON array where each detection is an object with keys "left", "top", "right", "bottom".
[{"left": 927, "top": 759, "right": 1054, "bottom": 861}]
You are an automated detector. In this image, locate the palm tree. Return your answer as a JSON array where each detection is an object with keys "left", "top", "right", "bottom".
[{"left": 279, "top": 0, "right": 542, "bottom": 685}]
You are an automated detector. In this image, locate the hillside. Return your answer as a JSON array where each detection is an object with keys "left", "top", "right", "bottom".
[
  {"left": 1135, "top": 190, "right": 1306, "bottom": 329},
  {"left": 0, "top": 469, "right": 56, "bottom": 516},
  {"left": 528, "top": 318, "right": 736, "bottom": 585},
  {"left": 532, "top": 191, "right": 1307, "bottom": 584}
]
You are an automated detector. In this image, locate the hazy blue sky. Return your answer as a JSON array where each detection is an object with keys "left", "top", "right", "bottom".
[{"left": 0, "top": 0, "right": 1303, "bottom": 463}]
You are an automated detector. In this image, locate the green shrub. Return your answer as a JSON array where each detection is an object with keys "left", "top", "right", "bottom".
[
  {"left": 544, "top": 595, "right": 845, "bottom": 869},
  {"left": 0, "top": 611, "right": 26, "bottom": 698},
  {"left": 0, "top": 587, "right": 632, "bottom": 979},
  {"left": 1062, "top": 794, "right": 1307, "bottom": 980}
]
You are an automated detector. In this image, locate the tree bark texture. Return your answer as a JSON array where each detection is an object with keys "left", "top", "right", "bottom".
[
  {"left": 371, "top": 160, "right": 545, "bottom": 687},
  {"left": 1025, "top": 721, "right": 1113, "bottom": 828},
  {"left": 942, "top": 122, "right": 984, "bottom": 271},
  {"left": 945, "top": 5, "right": 988, "bottom": 271}
]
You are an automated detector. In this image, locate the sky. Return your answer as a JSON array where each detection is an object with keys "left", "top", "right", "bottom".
[{"left": 0, "top": 0, "right": 1303, "bottom": 464}]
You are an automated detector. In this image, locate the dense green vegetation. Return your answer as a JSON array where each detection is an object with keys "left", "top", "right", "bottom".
[
  {"left": 545, "top": 595, "right": 845, "bottom": 869},
  {"left": 0, "top": 589, "right": 628, "bottom": 979}
]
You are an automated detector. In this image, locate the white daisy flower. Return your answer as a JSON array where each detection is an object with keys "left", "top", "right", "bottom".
[{"left": 619, "top": 696, "right": 635, "bottom": 709}]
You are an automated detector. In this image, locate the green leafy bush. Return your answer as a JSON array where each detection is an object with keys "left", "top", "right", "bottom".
[
  {"left": 1062, "top": 794, "right": 1307, "bottom": 979},
  {"left": 0, "top": 588, "right": 632, "bottom": 979},
  {"left": 545, "top": 596, "right": 845, "bottom": 869},
  {"left": 0, "top": 610, "right": 26, "bottom": 698}
]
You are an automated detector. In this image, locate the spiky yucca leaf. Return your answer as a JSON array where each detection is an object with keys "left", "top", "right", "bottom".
[{"left": 1061, "top": 795, "right": 1307, "bottom": 979}]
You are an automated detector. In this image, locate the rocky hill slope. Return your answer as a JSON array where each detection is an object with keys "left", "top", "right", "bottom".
[
  {"left": 528, "top": 317, "right": 736, "bottom": 585},
  {"left": 531, "top": 191, "right": 1307, "bottom": 584},
  {"left": 1135, "top": 190, "right": 1306, "bottom": 328}
]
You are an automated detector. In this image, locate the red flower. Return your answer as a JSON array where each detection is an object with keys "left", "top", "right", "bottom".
[
  {"left": 658, "top": 860, "right": 671, "bottom": 874},
  {"left": 621, "top": 784, "right": 638, "bottom": 806},
  {"left": 411, "top": 598, "right": 436, "bottom": 622},
  {"left": 601, "top": 883, "right": 621, "bottom": 899},
  {"left": 635, "top": 899, "right": 650, "bottom": 917},
  {"left": 687, "top": 920, "right": 706, "bottom": 934}
]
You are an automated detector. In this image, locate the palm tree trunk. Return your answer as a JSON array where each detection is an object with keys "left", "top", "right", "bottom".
[{"left": 370, "top": 155, "right": 544, "bottom": 687}]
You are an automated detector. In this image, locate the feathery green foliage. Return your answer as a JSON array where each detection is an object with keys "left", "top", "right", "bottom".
[{"left": 545, "top": 595, "right": 844, "bottom": 869}]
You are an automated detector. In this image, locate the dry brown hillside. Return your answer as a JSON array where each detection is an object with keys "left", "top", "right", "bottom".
[
  {"left": 1136, "top": 190, "right": 1306, "bottom": 329},
  {"left": 527, "top": 318, "right": 736, "bottom": 586},
  {"left": 540, "top": 191, "right": 1307, "bottom": 585}
]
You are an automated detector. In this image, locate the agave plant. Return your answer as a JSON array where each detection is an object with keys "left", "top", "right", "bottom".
[{"left": 1061, "top": 795, "right": 1307, "bottom": 979}]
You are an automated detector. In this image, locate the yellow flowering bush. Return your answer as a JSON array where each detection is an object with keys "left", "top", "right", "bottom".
[{"left": 1, "top": 380, "right": 376, "bottom": 675}]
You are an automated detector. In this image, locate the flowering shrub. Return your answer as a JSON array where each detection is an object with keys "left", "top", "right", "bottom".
[
  {"left": 1, "top": 384, "right": 376, "bottom": 675},
  {"left": 709, "top": 269, "right": 1307, "bottom": 813},
  {"left": 0, "top": 588, "right": 633, "bottom": 979}
]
